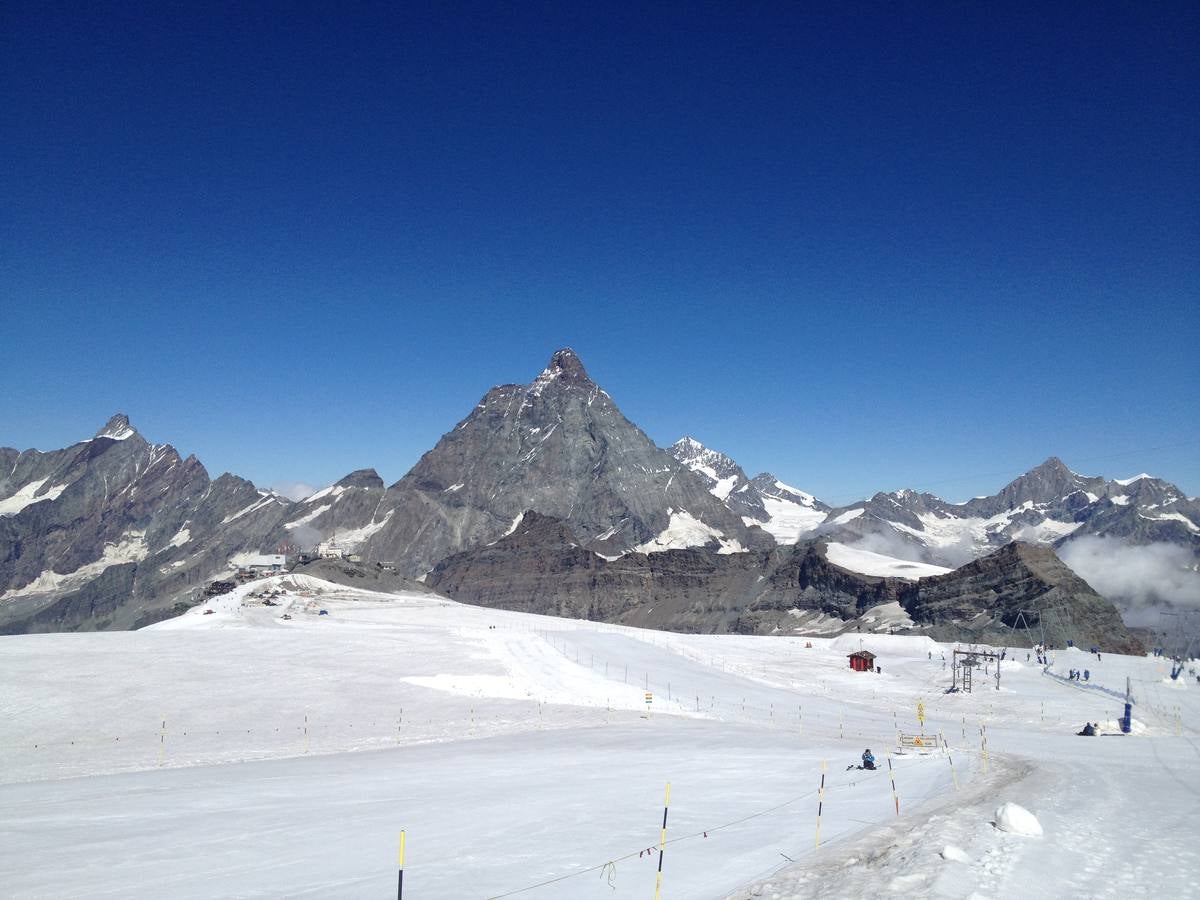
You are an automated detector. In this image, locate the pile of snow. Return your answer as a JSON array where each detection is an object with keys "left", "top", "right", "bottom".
[
  {"left": 941, "top": 845, "right": 971, "bottom": 863},
  {"left": 993, "top": 802, "right": 1043, "bottom": 836},
  {"left": 829, "top": 632, "right": 941, "bottom": 656},
  {"left": 857, "top": 601, "right": 916, "bottom": 631}
]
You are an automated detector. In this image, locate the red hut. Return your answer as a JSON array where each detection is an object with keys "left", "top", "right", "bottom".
[{"left": 848, "top": 650, "right": 876, "bottom": 672}]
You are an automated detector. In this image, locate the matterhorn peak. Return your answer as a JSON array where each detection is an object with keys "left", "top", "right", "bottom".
[
  {"left": 95, "top": 413, "right": 137, "bottom": 441},
  {"left": 541, "top": 348, "right": 589, "bottom": 380}
]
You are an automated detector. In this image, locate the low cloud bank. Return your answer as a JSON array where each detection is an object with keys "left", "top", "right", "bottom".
[
  {"left": 272, "top": 481, "right": 317, "bottom": 501},
  {"left": 1058, "top": 536, "right": 1200, "bottom": 626},
  {"left": 289, "top": 524, "right": 323, "bottom": 549},
  {"left": 839, "top": 528, "right": 977, "bottom": 569}
]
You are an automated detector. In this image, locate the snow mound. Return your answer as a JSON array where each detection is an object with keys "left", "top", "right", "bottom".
[
  {"left": 941, "top": 844, "right": 971, "bottom": 863},
  {"left": 993, "top": 802, "right": 1043, "bottom": 836},
  {"left": 829, "top": 633, "right": 940, "bottom": 656}
]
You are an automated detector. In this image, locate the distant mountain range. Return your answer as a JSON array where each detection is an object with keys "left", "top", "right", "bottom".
[{"left": 1, "top": 348, "right": 1196, "bottom": 634}]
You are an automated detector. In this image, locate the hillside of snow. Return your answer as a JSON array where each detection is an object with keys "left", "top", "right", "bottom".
[{"left": 1, "top": 574, "right": 1197, "bottom": 898}]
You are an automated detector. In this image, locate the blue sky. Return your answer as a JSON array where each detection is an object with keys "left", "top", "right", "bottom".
[{"left": 2, "top": 2, "right": 1197, "bottom": 505}]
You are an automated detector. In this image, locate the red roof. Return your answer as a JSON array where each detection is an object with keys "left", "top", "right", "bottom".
[{"left": 848, "top": 650, "right": 877, "bottom": 659}]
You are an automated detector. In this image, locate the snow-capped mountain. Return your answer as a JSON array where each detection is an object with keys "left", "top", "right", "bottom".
[
  {"left": 0, "top": 415, "right": 291, "bottom": 633},
  {"left": 818, "top": 457, "right": 1200, "bottom": 568},
  {"left": 667, "top": 437, "right": 829, "bottom": 544},
  {"left": 668, "top": 437, "right": 766, "bottom": 520},
  {"left": 3, "top": 358, "right": 1197, "bottom": 635},
  {"left": 278, "top": 468, "right": 389, "bottom": 550}
]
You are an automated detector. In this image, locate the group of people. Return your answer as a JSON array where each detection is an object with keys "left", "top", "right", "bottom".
[
  {"left": 1077, "top": 722, "right": 1101, "bottom": 736},
  {"left": 1068, "top": 668, "right": 1090, "bottom": 682}
]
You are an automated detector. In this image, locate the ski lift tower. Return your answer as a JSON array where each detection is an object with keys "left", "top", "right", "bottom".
[{"left": 951, "top": 647, "right": 1002, "bottom": 692}]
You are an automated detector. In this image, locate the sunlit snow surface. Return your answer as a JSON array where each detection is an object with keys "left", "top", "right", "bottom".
[
  {"left": 825, "top": 542, "right": 952, "bottom": 579},
  {"left": 0, "top": 477, "right": 70, "bottom": 517},
  {"left": 1, "top": 575, "right": 1198, "bottom": 899}
]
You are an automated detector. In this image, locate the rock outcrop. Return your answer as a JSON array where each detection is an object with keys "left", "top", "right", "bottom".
[
  {"left": 898, "top": 542, "right": 1141, "bottom": 653},
  {"left": 428, "top": 517, "right": 1140, "bottom": 651}
]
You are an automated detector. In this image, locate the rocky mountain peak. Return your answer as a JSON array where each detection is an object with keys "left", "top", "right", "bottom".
[
  {"left": 537, "top": 347, "right": 590, "bottom": 383},
  {"left": 1033, "top": 456, "right": 1072, "bottom": 476},
  {"left": 335, "top": 468, "right": 385, "bottom": 490},
  {"left": 94, "top": 414, "right": 137, "bottom": 441}
]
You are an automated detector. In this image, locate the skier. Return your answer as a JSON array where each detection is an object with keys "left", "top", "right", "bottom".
[
  {"left": 1077, "top": 722, "right": 1096, "bottom": 736},
  {"left": 861, "top": 748, "right": 876, "bottom": 770},
  {"left": 1083, "top": 669, "right": 1090, "bottom": 682}
]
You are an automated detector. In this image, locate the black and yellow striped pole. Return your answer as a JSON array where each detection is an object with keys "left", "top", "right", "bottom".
[
  {"left": 397, "top": 830, "right": 406, "bottom": 899},
  {"left": 815, "top": 760, "right": 826, "bottom": 848},
  {"left": 653, "top": 782, "right": 671, "bottom": 900},
  {"left": 887, "top": 756, "right": 899, "bottom": 816}
]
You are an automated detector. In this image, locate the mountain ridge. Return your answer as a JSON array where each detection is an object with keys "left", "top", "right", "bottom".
[{"left": 1, "top": 351, "right": 1195, "bottom": 634}]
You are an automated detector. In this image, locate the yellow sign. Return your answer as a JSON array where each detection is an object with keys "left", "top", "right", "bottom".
[
  {"left": 645, "top": 692, "right": 653, "bottom": 705},
  {"left": 917, "top": 701, "right": 926, "bottom": 726}
]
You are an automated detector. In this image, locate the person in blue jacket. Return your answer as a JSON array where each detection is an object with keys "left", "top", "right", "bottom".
[
  {"left": 1083, "top": 669, "right": 1090, "bottom": 681},
  {"left": 861, "top": 748, "right": 876, "bottom": 770}
]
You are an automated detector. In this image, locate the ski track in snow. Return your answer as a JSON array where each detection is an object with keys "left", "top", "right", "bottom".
[{"left": 1, "top": 575, "right": 1198, "bottom": 899}]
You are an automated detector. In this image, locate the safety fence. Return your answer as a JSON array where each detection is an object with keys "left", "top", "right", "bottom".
[
  {"left": 3, "top": 626, "right": 1023, "bottom": 780},
  {"left": 473, "top": 743, "right": 990, "bottom": 899}
]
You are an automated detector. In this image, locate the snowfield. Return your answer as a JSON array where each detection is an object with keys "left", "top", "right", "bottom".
[{"left": 1, "top": 575, "right": 1197, "bottom": 898}]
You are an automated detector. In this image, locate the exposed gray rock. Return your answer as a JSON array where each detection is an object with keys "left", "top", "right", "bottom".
[
  {"left": 427, "top": 512, "right": 1138, "bottom": 652},
  {"left": 898, "top": 542, "right": 1141, "bottom": 654},
  {"left": 359, "top": 349, "right": 772, "bottom": 576},
  {"left": 0, "top": 416, "right": 293, "bottom": 632}
]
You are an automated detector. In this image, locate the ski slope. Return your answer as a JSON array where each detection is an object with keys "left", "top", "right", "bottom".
[{"left": 1, "top": 575, "right": 1197, "bottom": 898}]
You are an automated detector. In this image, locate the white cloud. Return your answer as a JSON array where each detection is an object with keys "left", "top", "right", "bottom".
[
  {"left": 272, "top": 481, "right": 317, "bottom": 501},
  {"left": 1059, "top": 536, "right": 1200, "bottom": 626}
]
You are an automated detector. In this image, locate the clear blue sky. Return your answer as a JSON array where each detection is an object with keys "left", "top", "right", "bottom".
[{"left": 2, "top": 2, "right": 1197, "bottom": 505}]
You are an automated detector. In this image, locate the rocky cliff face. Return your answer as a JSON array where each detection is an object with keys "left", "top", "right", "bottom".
[
  {"left": 898, "top": 542, "right": 1141, "bottom": 653},
  {"left": 427, "top": 515, "right": 1139, "bottom": 651},
  {"left": 358, "top": 350, "right": 771, "bottom": 576},
  {"left": 426, "top": 511, "right": 897, "bottom": 633}
]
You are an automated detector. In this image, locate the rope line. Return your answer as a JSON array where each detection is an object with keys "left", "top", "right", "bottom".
[{"left": 484, "top": 767, "right": 896, "bottom": 899}]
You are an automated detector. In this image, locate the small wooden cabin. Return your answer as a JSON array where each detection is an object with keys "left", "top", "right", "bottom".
[{"left": 848, "top": 650, "right": 876, "bottom": 672}]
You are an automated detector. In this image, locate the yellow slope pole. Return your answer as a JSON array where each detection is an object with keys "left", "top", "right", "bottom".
[
  {"left": 654, "top": 782, "right": 671, "bottom": 900},
  {"left": 397, "top": 830, "right": 406, "bottom": 899}
]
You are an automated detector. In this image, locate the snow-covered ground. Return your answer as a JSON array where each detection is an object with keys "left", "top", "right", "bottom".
[{"left": 1, "top": 575, "right": 1197, "bottom": 898}]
